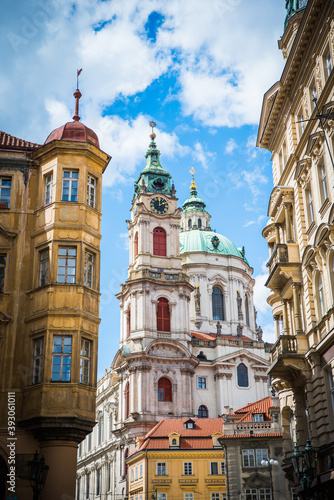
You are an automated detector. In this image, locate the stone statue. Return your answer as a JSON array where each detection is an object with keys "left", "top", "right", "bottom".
[
  {"left": 237, "top": 290, "right": 243, "bottom": 321},
  {"left": 194, "top": 285, "right": 201, "bottom": 313},
  {"left": 256, "top": 326, "right": 263, "bottom": 341},
  {"left": 216, "top": 321, "right": 222, "bottom": 337},
  {"left": 237, "top": 323, "right": 243, "bottom": 338}
]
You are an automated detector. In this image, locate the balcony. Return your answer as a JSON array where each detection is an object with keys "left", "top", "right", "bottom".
[
  {"left": 266, "top": 243, "right": 302, "bottom": 291},
  {"left": 269, "top": 334, "right": 310, "bottom": 383}
]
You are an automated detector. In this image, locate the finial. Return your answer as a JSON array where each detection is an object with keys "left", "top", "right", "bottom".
[
  {"left": 149, "top": 120, "right": 156, "bottom": 140},
  {"left": 189, "top": 167, "right": 197, "bottom": 190},
  {"left": 73, "top": 69, "right": 83, "bottom": 122}
]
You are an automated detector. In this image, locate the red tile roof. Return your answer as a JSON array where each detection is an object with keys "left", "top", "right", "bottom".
[
  {"left": 135, "top": 418, "right": 223, "bottom": 453},
  {"left": 0, "top": 131, "right": 40, "bottom": 150},
  {"left": 191, "top": 331, "right": 254, "bottom": 342},
  {"left": 234, "top": 397, "right": 278, "bottom": 422}
]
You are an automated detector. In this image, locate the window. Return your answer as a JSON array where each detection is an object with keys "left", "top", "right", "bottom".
[
  {"left": 130, "top": 469, "right": 134, "bottom": 482},
  {"left": 139, "top": 464, "right": 142, "bottom": 478},
  {"left": 127, "top": 305, "right": 131, "bottom": 338},
  {"left": 319, "top": 161, "right": 329, "bottom": 202},
  {"left": 125, "top": 382, "right": 130, "bottom": 418},
  {"left": 211, "top": 494, "right": 220, "bottom": 500},
  {"left": 253, "top": 414, "right": 264, "bottom": 422},
  {"left": 198, "top": 377, "right": 206, "bottom": 389},
  {"left": 0, "top": 255, "right": 6, "bottom": 292},
  {"left": 212, "top": 286, "right": 224, "bottom": 320},
  {"left": 237, "top": 363, "right": 248, "bottom": 387},
  {"left": 153, "top": 227, "right": 166, "bottom": 256},
  {"left": 84, "top": 251, "right": 94, "bottom": 288},
  {"left": 135, "top": 466, "right": 138, "bottom": 480},
  {"left": 198, "top": 405, "right": 208, "bottom": 418},
  {"left": 0, "top": 177, "right": 11, "bottom": 208},
  {"left": 44, "top": 173, "right": 53, "bottom": 205},
  {"left": 244, "top": 489, "right": 271, "bottom": 500},
  {"left": 325, "top": 50, "right": 332, "bottom": 79},
  {"left": 311, "top": 82, "right": 317, "bottom": 108},
  {"left": 39, "top": 249, "right": 49, "bottom": 286},
  {"left": 306, "top": 185, "right": 315, "bottom": 225},
  {"left": 184, "top": 462, "right": 192, "bottom": 475},
  {"left": 57, "top": 247, "right": 76, "bottom": 283},
  {"left": 157, "top": 297, "right": 170, "bottom": 332},
  {"left": 242, "top": 449, "right": 268, "bottom": 467},
  {"left": 328, "top": 365, "right": 334, "bottom": 416},
  {"left": 198, "top": 219, "right": 202, "bottom": 229},
  {"left": 134, "top": 232, "right": 138, "bottom": 258},
  {"left": 51, "top": 336, "right": 72, "bottom": 381},
  {"left": 188, "top": 219, "right": 192, "bottom": 229},
  {"left": 184, "top": 493, "right": 193, "bottom": 500},
  {"left": 80, "top": 339, "right": 91, "bottom": 384},
  {"left": 158, "top": 494, "right": 167, "bottom": 500},
  {"left": 210, "top": 462, "right": 219, "bottom": 475},
  {"left": 221, "top": 462, "right": 225, "bottom": 474},
  {"left": 156, "top": 462, "right": 167, "bottom": 475},
  {"left": 242, "top": 449, "right": 255, "bottom": 467},
  {"left": 245, "top": 295, "right": 250, "bottom": 327},
  {"left": 87, "top": 175, "right": 96, "bottom": 208},
  {"left": 86, "top": 473, "right": 90, "bottom": 498},
  {"left": 318, "top": 273, "right": 326, "bottom": 317},
  {"left": 62, "top": 169, "right": 79, "bottom": 201},
  {"left": 172, "top": 438, "right": 177, "bottom": 445},
  {"left": 33, "top": 338, "right": 43, "bottom": 384},
  {"left": 158, "top": 377, "right": 172, "bottom": 402}
]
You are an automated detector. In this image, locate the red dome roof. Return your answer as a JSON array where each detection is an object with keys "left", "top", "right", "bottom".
[
  {"left": 44, "top": 88, "right": 99, "bottom": 148},
  {"left": 44, "top": 120, "right": 99, "bottom": 148}
]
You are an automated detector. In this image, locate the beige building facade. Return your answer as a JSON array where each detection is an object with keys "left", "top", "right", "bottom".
[
  {"left": 258, "top": 0, "right": 334, "bottom": 498},
  {"left": 0, "top": 91, "right": 110, "bottom": 499}
]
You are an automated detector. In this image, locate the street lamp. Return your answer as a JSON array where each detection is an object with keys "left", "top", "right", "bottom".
[
  {"left": 27, "top": 451, "right": 49, "bottom": 500},
  {"left": 290, "top": 439, "right": 318, "bottom": 497},
  {"left": 261, "top": 457, "right": 279, "bottom": 500}
]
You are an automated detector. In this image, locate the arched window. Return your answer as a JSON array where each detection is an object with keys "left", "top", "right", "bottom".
[
  {"left": 318, "top": 273, "right": 326, "bottom": 317},
  {"left": 153, "top": 227, "right": 166, "bottom": 256},
  {"left": 127, "top": 305, "right": 131, "bottom": 338},
  {"left": 212, "top": 286, "right": 224, "bottom": 320},
  {"left": 188, "top": 219, "right": 192, "bottom": 229},
  {"left": 198, "top": 219, "right": 202, "bottom": 229},
  {"left": 198, "top": 405, "right": 208, "bottom": 418},
  {"left": 158, "top": 377, "right": 172, "bottom": 401},
  {"left": 134, "top": 232, "right": 138, "bottom": 258},
  {"left": 172, "top": 438, "right": 177, "bottom": 445},
  {"left": 245, "top": 295, "right": 250, "bottom": 327},
  {"left": 125, "top": 382, "right": 130, "bottom": 419},
  {"left": 157, "top": 298, "right": 170, "bottom": 332},
  {"left": 237, "top": 363, "right": 248, "bottom": 387}
]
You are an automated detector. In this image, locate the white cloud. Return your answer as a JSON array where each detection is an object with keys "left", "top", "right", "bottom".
[
  {"left": 119, "top": 232, "right": 129, "bottom": 250},
  {"left": 192, "top": 141, "right": 215, "bottom": 170},
  {"left": 243, "top": 214, "right": 266, "bottom": 227},
  {"left": 253, "top": 270, "right": 270, "bottom": 314},
  {"left": 225, "top": 138, "right": 238, "bottom": 155},
  {"left": 228, "top": 165, "right": 268, "bottom": 206}
]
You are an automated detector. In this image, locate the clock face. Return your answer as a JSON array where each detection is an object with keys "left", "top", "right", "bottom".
[{"left": 150, "top": 196, "right": 169, "bottom": 214}]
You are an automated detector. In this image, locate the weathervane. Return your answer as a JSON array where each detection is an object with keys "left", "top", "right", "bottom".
[
  {"left": 297, "top": 98, "right": 334, "bottom": 170},
  {"left": 76, "top": 68, "right": 82, "bottom": 90}
]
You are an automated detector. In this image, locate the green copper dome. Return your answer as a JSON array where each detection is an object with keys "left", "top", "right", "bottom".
[
  {"left": 179, "top": 229, "right": 249, "bottom": 265},
  {"left": 134, "top": 132, "right": 172, "bottom": 196}
]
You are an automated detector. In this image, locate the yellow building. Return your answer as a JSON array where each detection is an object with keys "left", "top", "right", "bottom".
[
  {"left": 127, "top": 418, "right": 226, "bottom": 500},
  {"left": 0, "top": 89, "right": 110, "bottom": 499}
]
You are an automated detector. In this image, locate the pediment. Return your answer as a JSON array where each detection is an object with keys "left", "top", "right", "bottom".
[
  {"left": 214, "top": 349, "right": 270, "bottom": 367},
  {"left": 146, "top": 340, "right": 190, "bottom": 359},
  {"left": 208, "top": 273, "right": 227, "bottom": 284}
]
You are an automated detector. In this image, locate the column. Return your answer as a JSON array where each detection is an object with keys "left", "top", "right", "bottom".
[
  {"left": 274, "top": 223, "right": 281, "bottom": 244},
  {"left": 282, "top": 299, "right": 290, "bottom": 335},
  {"left": 284, "top": 203, "right": 293, "bottom": 243},
  {"left": 273, "top": 315, "right": 280, "bottom": 339},
  {"left": 292, "top": 283, "right": 303, "bottom": 334}
]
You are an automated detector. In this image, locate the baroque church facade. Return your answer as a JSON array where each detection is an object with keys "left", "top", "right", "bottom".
[{"left": 76, "top": 130, "right": 272, "bottom": 500}]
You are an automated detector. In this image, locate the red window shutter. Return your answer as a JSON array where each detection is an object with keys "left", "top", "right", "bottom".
[
  {"left": 157, "top": 298, "right": 170, "bottom": 332},
  {"left": 153, "top": 227, "right": 166, "bottom": 256}
]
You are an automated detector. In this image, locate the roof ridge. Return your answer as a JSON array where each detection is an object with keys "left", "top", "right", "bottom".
[{"left": 0, "top": 130, "right": 40, "bottom": 150}]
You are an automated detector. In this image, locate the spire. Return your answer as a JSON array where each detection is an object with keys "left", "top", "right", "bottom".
[
  {"left": 134, "top": 121, "right": 172, "bottom": 196},
  {"left": 182, "top": 167, "right": 206, "bottom": 212},
  {"left": 73, "top": 88, "right": 82, "bottom": 122}
]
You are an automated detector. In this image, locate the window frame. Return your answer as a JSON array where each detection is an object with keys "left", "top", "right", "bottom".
[
  {"left": 242, "top": 449, "right": 255, "bottom": 467},
  {"left": 84, "top": 250, "right": 94, "bottom": 288},
  {"left": 183, "top": 462, "right": 193, "bottom": 475},
  {"left": 198, "top": 405, "right": 208, "bottom": 418},
  {"left": 39, "top": 248, "right": 49, "bottom": 287},
  {"left": 87, "top": 174, "right": 97, "bottom": 208},
  {"left": 0, "top": 254, "right": 6, "bottom": 293},
  {"left": 62, "top": 169, "right": 79, "bottom": 202},
  {"left": 158, "top": 377, "right": 172, "bottom": 402},
  {"left": 57, "top": 247, "right": 77, "bottom": 284},
  {"left": 80, "top": 339, "right": 91, "bottom": 385},
  {"left": 156, "top": 462, "right": 167, "bottom": 476},
  {"left": 305, "top": 184, "right": 315, "bottom": 227},
  {"left": 153, "top": 227, "right": 167, "bottom": 256},
  {"left": 198, "top": 377, "right": 207, "bottom": 389},
  {"left": 44, "top": 173, "right": 53, "bottom": 205},
  {"left": 212, "top": 286, "right": 224, "bottom": 321},
  {"left": 33, "top": 337, "right": 44, "bottom": 384},
  {"left": 157, "top": 297, "right": 170, "bottom": 332},
  {"left": 51, "top": 336, "right": 72, "bottom": 382},
  {"left": 237, "top": 363, "right": 249, "bottom": 388},
  {"left": 0, "top": 177, "right": 12, "bottom": 208},
  {"left": 210, "top": 462, "right": 219, "bottom": 475},
  {"left": 318, "top": 160, "right": 329, "bottom": 204}
]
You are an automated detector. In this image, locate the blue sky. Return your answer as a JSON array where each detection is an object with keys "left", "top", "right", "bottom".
[{"left": 0, "top": 0, "right": 286, "bottom": 377}]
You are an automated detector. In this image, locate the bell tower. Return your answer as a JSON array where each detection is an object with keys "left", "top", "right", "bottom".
[{"left": 117, "top": 123, "right": 193, "bottom": 350}]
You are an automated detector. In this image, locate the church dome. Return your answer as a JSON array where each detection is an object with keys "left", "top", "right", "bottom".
[
  {"left": 44, "top": 89, "right": 99, "bottom": 148},
  {"left": 179, "top": 229, "right": 249, "bottom": 264}
]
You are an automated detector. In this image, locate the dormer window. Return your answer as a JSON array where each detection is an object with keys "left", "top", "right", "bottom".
[
  {"left": 184, "top": 419, "right": 196, "bottom": 429},
  {"left": 253, "top": 414, "right": 264, "bottom": 422},
  {"left": 172, "top": 438, "right": 177, "bottom": 445},
  {"left": 168, "top": 432, "right": 180, "bottom": 448}
]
